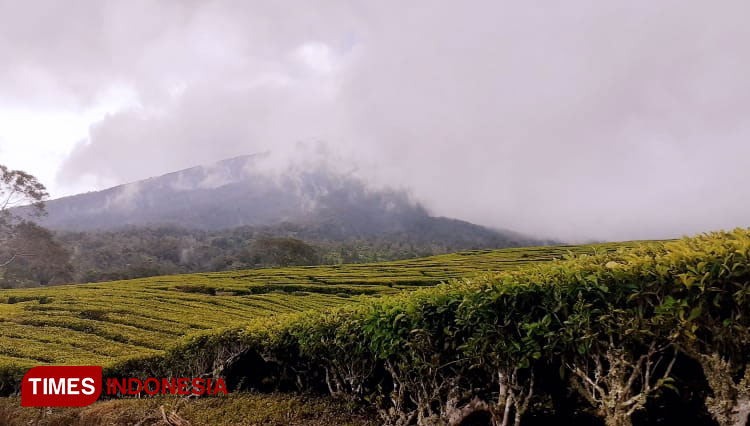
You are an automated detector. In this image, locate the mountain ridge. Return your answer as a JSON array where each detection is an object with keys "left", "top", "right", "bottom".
[{"left": 27, "top": 154, "right": 548, "bottom": 248}]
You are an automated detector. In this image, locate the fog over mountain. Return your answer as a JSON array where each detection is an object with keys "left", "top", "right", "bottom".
[
  {"left": 35, "top": 154, "right": 541, "bottom": 248},
  {"left": 3, "top": 1, "right": 750, "bottom": 242}
]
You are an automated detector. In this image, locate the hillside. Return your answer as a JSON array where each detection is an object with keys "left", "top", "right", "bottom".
[
  {"left": 51, "top": 222, "right": 549, "bottom": 286},
  {"left": 95, "top": 229, "right": 744, "bottom": 426},
  {"left": 0, "top": 242, "right": 629, "bottom": 378},
  {"left": 2, "top": 231, "right": 747, "bottom": 426},
  {"left": 30, "top": 155, "right": 541, "bottom": 249}
]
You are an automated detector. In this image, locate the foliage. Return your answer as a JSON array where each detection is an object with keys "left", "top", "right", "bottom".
[
  {"left": 111, "top": 229, "right": 748, "bottom": 426},
  {"left": 0, "top": 165, "right": 49, "bottom": 272},
  {"left": 240, "top": 236, "right": 320, "bottom": 267},
  {"left": 0, "top": 165, "right": 73, "bottom": 288},
  {"left": 4, "top": 230, "right": 749, "bottom": 425},
  {"left": 0, "top": 243, "right": 620, "bottom": 383},
  {"left": 1, "top": 222, "right": 73, "bottom": 287},
  {"left": 53, "top": 225, "right": 562, "bottom": 285},
  {"left": 0, "top": 165, "right": 48, "bottom": 222}
]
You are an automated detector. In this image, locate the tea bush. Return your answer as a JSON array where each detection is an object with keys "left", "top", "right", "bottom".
[
  {"left": 0, "top": 243, "right": 625, "bottom": 397},
  {"left": 144, "top": 230, "right": 750, "bottom": 426}
]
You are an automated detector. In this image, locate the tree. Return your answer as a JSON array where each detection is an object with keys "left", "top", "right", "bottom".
[
  {"left": 0, "top": 165, "right": 71, "bottom": 287},
  {"left": 242, "top": 236, "right": 320, "bottom": 267},
  {"left": 0, "top": 165, "right": 49, "bottom": 268},
  {"left": 2, "top": 221, "right": 73, "bottom": 287}
]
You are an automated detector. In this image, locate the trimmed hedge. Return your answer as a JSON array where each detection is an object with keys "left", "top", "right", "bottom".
[{"left": 139, "top": 229, "right": 750, "bottom": 426}]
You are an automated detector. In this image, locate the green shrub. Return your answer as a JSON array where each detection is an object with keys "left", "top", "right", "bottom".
[
  {"left": 3, "top": 232, "right": 749, "bottom": 426},
  {"left": 151, "top": 229, "right": 750, "bottom": 426}
]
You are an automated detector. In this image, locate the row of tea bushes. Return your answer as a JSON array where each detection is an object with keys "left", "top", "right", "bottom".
[
  {"left": 147, "top": 229, "right": 750, "bottom": 426},
  {"left": 0, "top": 242, "right": 627, "bottom": 372}
]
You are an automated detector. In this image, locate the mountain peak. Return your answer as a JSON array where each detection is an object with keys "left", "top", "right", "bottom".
[{"left": 28, "top": 156, "right": 541, "bottom": 248}]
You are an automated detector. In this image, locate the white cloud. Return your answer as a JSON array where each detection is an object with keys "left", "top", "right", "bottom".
[
  {"left": 295, "top": 42, "right": 336, "bottom": 74},
  {"left": 0, "top": 82, "right": 140, "bottom": 196},
  {"left": 2, "top": 0, "right": 750, "bottom": 241}
]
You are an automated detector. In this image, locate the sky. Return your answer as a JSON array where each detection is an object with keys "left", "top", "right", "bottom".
[{"left": 1, "top": 0, "right": 750, "bottom": 242}]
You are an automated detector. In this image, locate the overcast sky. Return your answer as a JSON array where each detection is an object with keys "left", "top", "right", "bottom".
[{"left": 1, "top": 0, "right": 749, "bottom": 242}]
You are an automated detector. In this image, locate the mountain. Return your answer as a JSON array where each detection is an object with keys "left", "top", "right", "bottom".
[{"left": 30, "top": 154, "right": 545, "bottom": 247}]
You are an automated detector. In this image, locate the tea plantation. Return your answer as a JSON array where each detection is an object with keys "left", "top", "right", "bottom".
[
  {"left": 0, "top": 242, "right": 636, "bottom": 373},
  {"left": 3, "top": 231, "right": 749, "bottom": 426}
]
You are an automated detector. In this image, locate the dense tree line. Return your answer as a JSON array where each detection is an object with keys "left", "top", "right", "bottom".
[
  {"left": 52, "top": 225, "right": 501, "bottom": 285},
  {"left": 1, "top": 164, "right": 542, "bottom": 288},
  {"left": 2, "top": 222, "right": 73, "bottom": 286},
  {"left": 2, "top": 222, "right": 518, "bottom": 287}
]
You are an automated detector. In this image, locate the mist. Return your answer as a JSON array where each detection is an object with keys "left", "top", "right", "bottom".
[{"left": 2, "top": 0, "right": 750, "bottom": 242}]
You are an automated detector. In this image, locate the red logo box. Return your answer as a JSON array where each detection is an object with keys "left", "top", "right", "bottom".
[{"left": 22, "top": 366, "right": 102, "bottom": 407}]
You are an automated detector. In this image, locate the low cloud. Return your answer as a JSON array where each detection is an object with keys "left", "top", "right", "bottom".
[{"left": 3, "top": 1, "right": 750, "bottom": 241}]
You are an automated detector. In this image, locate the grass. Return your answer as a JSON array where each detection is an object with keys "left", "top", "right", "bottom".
[
  {"left": 0, "top": 242, "right": 639, "bottom": 370},
  {"left": 0, "top": 392, "right": 379, "bottom": 426}
]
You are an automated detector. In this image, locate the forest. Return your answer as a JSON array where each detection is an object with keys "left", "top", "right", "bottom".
[
  {"left": 1, "top": 224, "right": 536, "bottom": 288},
  {"left": 1, "top": 164, "right": 544, "bottom": 288}
]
